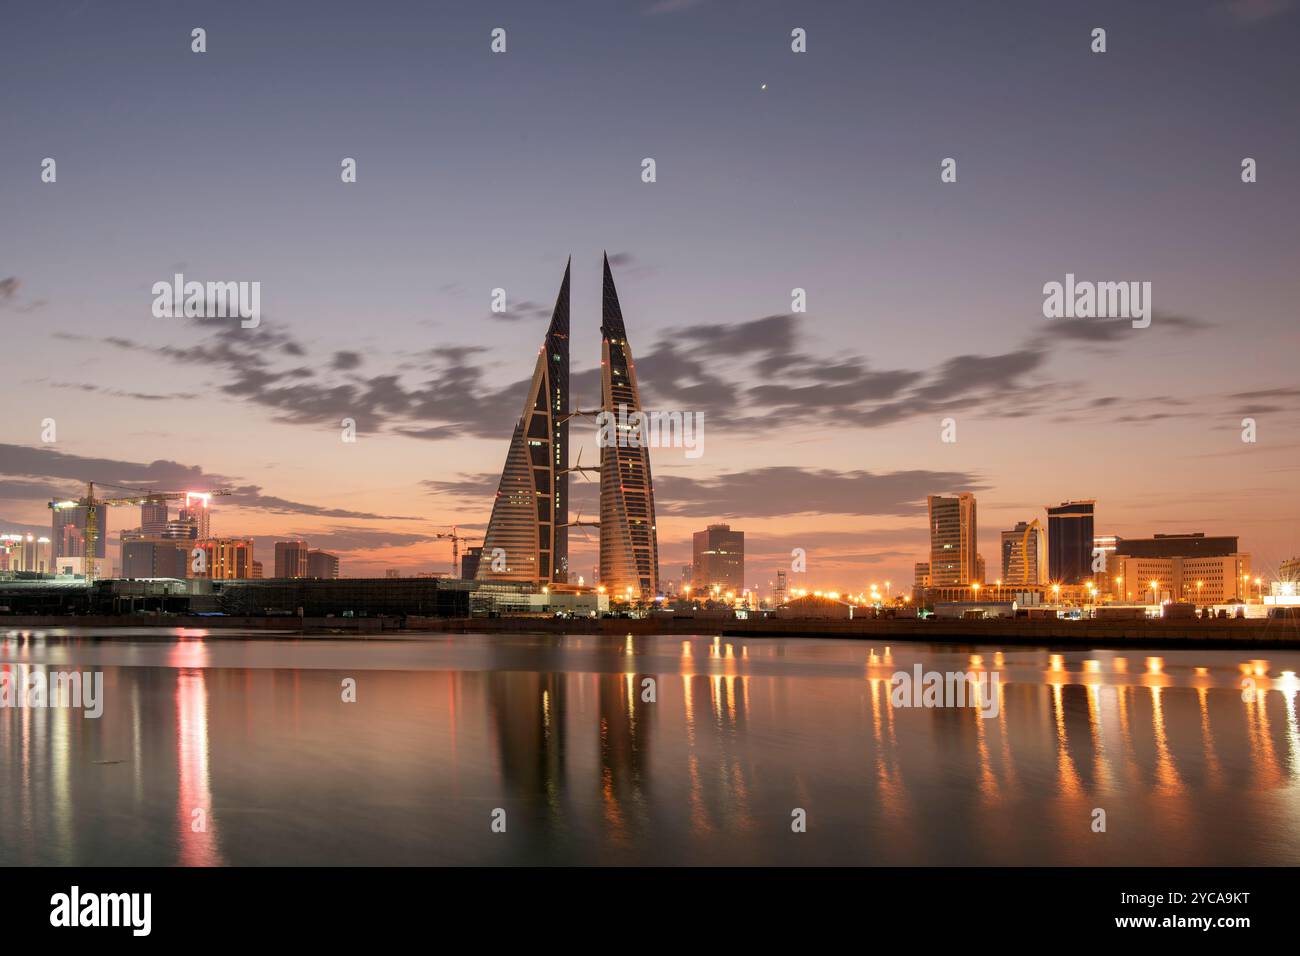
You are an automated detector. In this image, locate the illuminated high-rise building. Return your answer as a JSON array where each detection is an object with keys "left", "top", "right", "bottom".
[
  {"left": 52, "top": 507, "right": 107, "bottom": 560},
  {"left": 1001, "top": 521, "right": 1047, "bottom": 585},
  {"left": 179, "top": 492, "right": 212, "bottom": 540},
  {"left": 1047, "top": 500, "right": 1095, "bottom": 585},
  {"left": 692, "top": 524, "right": 744, "bottom": 593},
  {"left": 476, "top": 261, "right": 570, "bottom": 585},
  {"left": 598, "top": 254, "right": 659, "bottom": 599},
  {"left": 141, "top": 501, "right": 169, "bottom": 534},
  {"left": 927, "top": 493, "right": 977, "bottom": 586},
  {"left": 195, "top": 538, "right": 254, "bottom": 579}
]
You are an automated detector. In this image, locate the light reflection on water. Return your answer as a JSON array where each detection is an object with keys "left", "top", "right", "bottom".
[{"left": 2, "top": 628, "right": 1299, "bottom": 865}]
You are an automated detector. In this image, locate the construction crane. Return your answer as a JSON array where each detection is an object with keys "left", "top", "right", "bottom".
[
  {"left": 48, "top": 482, "right": 232, "bottom": 585},
  {"left": 433, "top": 526, "right": 482, "bottom": 578}
]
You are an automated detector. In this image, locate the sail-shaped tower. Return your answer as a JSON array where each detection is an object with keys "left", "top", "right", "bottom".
[
  {"left": 476, "top": 261, "right": 570, "bottom": 584},
  {"left": 598, "top": 253, "right": 660, "bottom": 598}
]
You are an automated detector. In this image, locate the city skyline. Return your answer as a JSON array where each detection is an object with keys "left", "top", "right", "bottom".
[{"left": 3, "top": 1, "right": 1300, "bottom": 589}]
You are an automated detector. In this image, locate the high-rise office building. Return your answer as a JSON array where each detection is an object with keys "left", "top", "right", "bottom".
[
  {"left": 927, "top": 494, "right": 977, "bottom": 586},
  {"left": 477, "top": 261, "right": 570, "bottom": 586},
  {"left": 122, "top": 538, "right": 187, "bottom": 578},
  {"left": 274, "top": 540, "right": 309, "bottom": 578},
  {"left": 179, "top": 493, "right": 212, "bottom": 541},
  {"left": 1001, "top": 521, "right": 1047, "bottom": 585},
  {"left": 141, "top": 501, "right": 169, "bottom": 534},
  {"left": 52, "top": 507, "right": 107, "bottom": 560},
  {"left": 196, "top": 538, "right": 254, "bottom": 579},
  {"left": 599, "top": 254, "right": 659, "bottom": 598},
  {"left": 1047, "top": 500, "right": 1095, "bottom": 584},
  {"left": 692, "top": 523, "right": 744, "bottom": 593},
  {"left": 307, "top": 549, "right": 340, "bottom": 579},
  {"left": 460, "top": 546, "right": 483, "bottom": 581}
]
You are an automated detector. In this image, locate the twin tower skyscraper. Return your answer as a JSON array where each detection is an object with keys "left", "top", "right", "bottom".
[{"left": 475, "top": 255, "right": 659, "bottom": 598}]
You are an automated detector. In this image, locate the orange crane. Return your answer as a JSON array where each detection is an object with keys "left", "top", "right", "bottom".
[
  {"left": 48, "top": 482, "right": 232, "bottom": 585},
  {"left": 433, "top": 526, "right": 482, "bottom": 578}
]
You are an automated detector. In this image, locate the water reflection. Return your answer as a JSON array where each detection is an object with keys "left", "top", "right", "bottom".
[{"left": 1, "top": 631, "right": 1299, "bottom": 865}]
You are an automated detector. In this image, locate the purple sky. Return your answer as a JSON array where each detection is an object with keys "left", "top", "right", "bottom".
[{"left": 3, "top": 0, "right": 1299, "bottom": 588}]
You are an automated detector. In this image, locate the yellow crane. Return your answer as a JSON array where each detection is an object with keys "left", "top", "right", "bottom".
[
  {"left": 433, "top": 526, "right": 482, "bottom": 578},
  {"left": 48, "top": 482, "right": 232, "bottom": 585}
]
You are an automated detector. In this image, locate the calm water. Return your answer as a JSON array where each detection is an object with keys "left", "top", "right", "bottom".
[{"left": 2, "top": 628, "right": 1299, "bottom": 866}]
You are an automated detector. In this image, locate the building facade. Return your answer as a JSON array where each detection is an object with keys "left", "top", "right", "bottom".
[
  {"left": 195, "top": 538, "right": 255, "bottom": 579},
  {"left": 52, "top": 507, "right": 107, "bottom": 560},
  {"left": 307, "top": 549, "right": 340, "bottom": 579},
  {"left": 121, "top": 538, "right": 188, "bottom": 579},
  {"left": 1001, "top": 520, "right": 1047, "bottom": 585},
  {"left": 1106, "top": 533, "right": 1250, "bottom": 603},
  {"left": 598, "top": 254, "right": 659, "bottom": 598},
  {"left": 0, "top": 533, "right": 51, "bottom": 573},
  {"left": 927, "top": 494, "right": 977, "bottom": 587},
  {"left": 1047, "top": 500, "right": 1095, "bottom": 584},
  {"left": 141, "top": 501, "right": 169, "bottom": 534},
  {"left": 274, "top": 540, "right": 309, "bottom": 579},
  {"left": 692, "top": 523, "right": 744, "bottom": 593},
  {"left": 477, "top": 262, "right": 571, "bottom": 586}
]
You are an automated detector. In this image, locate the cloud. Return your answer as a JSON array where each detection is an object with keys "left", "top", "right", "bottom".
[
  {"left": 332, "top": 351, "right": 363, "bottom": 370},
  {"left": 643, "top": 0, "right": 706, "bottom": 15},
  {"left": 0, "top": 277, "right": 44, "bottom": 314},
  {"left": 44, "top": 382, "right": 199, "bottom": 402},
  {"left": 428, "top": 466, "right": 985, "bottom": 519},
  {"left": 1222, "top": 0, "right": 1294, "bottom": 23},
  {"left": 0, "top": 516, "right": 52, "bottom": 537},
  {"left": 488, "top": 299, "right": 554, "bottom": 323},
  {"left": 0, "top": 444, "right": 415, "bottom": 521},
  {"left": 251, "top": 527, "right": 440, "bottom": 555},
  {"left": 53, "top": 296, "right": 1219, "bottom": 446},
  {"left": 1032, "top": 313, "right": 1212, "bottom": 346},
  {"left": 654, "top": 467, "right": 987, "bottom": 518}
]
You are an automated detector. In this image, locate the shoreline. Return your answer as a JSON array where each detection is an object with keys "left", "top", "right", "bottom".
[{"left": 4, "top": 613, "right": 1300, "bottom": 650}]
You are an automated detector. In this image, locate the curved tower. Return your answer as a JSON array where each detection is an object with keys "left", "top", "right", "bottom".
[
  {"left": 476, "top": 260, "right": 570, "bottom": 584},
  {"left": 598, "top": 253, "right": 660, "bottom": 598}
]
